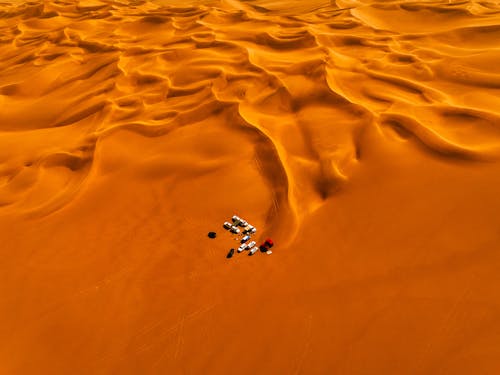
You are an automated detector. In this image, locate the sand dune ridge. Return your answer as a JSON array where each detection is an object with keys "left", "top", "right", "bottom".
[{"left": 1, "top": 0, "right": 500, "bottom": 233}]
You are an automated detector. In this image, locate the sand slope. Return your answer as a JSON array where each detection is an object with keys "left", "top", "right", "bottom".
[{"left": 1, "top": 0, "right": 500, "bottom": 374}]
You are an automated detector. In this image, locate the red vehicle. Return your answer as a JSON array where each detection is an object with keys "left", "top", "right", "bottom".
[{"left": 260, "top": 238, "right": 274, "bottom": 252}]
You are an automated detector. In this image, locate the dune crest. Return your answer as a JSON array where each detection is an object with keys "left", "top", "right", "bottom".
[{"left": 1, "top": 0, "right": 499, "bottom": 223}]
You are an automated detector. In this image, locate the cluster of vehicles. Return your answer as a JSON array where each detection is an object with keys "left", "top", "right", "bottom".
[
  {"left": 238, "top": 240, "right": 256, "bottom": 254},
  {"left": 222, "top": 215, "right": 274, "bottom": 258},
  {"left": 223, "top": 215, "right": 256, "bottom": 235}
]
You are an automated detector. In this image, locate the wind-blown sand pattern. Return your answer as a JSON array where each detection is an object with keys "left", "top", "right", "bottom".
[{"left": 1, "top": 0, "right": 500, "bottom": 373}]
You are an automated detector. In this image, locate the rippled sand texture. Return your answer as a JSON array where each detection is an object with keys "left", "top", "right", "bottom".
[{"left": 2, "top": 0, "right": 500, "bottom": 374}]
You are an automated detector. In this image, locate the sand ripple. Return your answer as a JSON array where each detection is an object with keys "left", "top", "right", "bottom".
[{"left": 1, "top": 0, "right": 500, "bottom": 231}]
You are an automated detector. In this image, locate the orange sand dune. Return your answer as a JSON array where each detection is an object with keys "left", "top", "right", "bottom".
[{"left": 1, "top": 0, "right": 500, "bottom": 373}]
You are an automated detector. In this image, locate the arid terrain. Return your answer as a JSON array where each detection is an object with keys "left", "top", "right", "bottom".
[{"left": 1, "top": 0, "right": 500, "bottom": 373}]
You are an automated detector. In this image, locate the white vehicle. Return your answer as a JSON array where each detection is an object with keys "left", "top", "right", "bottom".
[
  {"left": 244, "top": 225, "right": 256, "bottom": 233},
  {"left": 238, "top": 243, "right": 247, "bottom": 252},
  {"left": 241, "top": 235, "right": 250, "bottom": 243},
  {"left": 238, "top": 219, "right": 248, "bottom": 227},
  {"left": 249, "top": 246, "right": 258, "bottom": 255},
  {"left": 247, "top": 241, "right": 256, "bottom": 249},
  {"left": 223, "top": 222, "right": 232, "bottom": 230},
  {"left": 232, "top": 215, "right": 241, "bottom": 224},
  {"left": 230, "top": 226, "right": 240, "bottom": 234}
]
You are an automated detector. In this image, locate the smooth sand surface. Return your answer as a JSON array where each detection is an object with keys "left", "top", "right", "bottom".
[{"left": 1, "top": 0, "right": 500, "bottom": 373}]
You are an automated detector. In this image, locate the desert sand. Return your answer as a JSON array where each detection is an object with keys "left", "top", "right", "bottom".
[{"left": 1, "top": 0, "right": 500, "bottom": 373}]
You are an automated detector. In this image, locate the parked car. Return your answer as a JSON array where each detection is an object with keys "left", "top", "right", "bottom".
[
  {"left": 260, "top": 238, "right": 274, "bottom": 252},
  {"left": 264, "top": 238, "right": 274, "bottom": 248}
]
